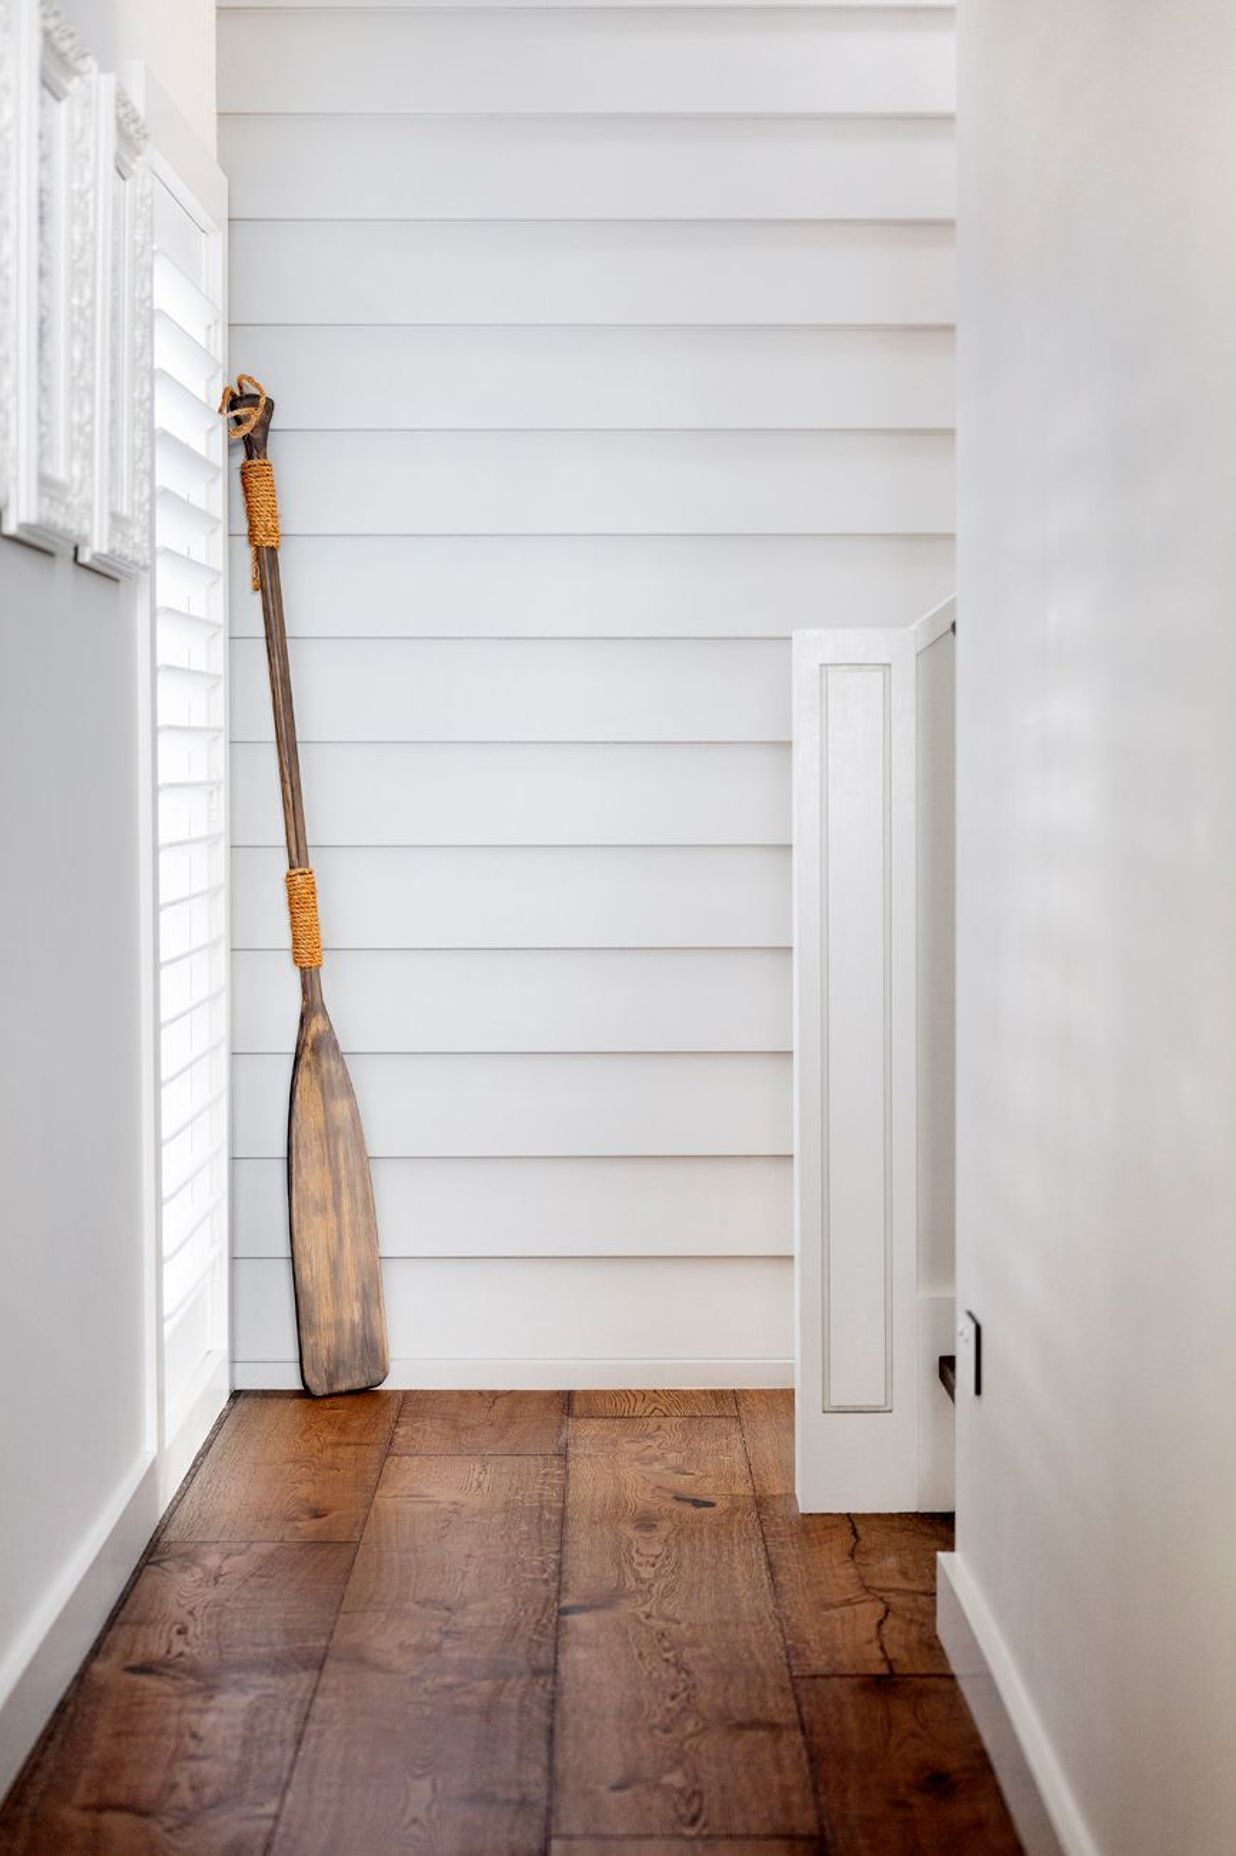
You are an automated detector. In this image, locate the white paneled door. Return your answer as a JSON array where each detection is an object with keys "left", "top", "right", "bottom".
[
  {"left": 794, "top": 629, "right": 919, "bottom": 1510},
  {"left": 793, "top": 610, "right": 956, "bottom": 1511}
]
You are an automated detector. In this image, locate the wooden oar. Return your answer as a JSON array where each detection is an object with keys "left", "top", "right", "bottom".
[{"left": 221, "top": 377, "right": 388, "bottom": 1396}]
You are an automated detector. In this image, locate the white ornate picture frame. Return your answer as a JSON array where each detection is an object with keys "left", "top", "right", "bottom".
[
  {"left": 1, "top": 0, "right": 96, "bottom": 552},
  {"left": 78, "top": 72, "right": 150, "bottom": 577}
]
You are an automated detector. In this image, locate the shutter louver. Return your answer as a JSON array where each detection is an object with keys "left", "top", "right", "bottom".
[{"left": 152, "top": 178, "right": 228, "bottom": 1447}]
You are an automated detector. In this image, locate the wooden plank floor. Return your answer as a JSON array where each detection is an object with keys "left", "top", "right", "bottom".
[{"left": 0, "top": 1389, "right": 1023, "bottom": 1855}]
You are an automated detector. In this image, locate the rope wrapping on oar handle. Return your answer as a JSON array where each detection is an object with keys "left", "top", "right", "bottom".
[
  {"left": 285, "top": 867, "right": 324, "bottom": 969},
  {"left": 219, "top": 376, "right": 280, "bottom": 588},
  {"left": 239, "top": 457, "right": 280, "bottom": 590}
]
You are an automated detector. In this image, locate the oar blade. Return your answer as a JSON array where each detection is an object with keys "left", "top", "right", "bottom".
[{"left": 287, "top": 1001, "right": 388, "bottom": 1395}]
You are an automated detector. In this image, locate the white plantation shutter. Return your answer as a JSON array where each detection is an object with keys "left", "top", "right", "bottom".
[{"left": 151, "top": 172, "right": 229, "bottom": 1463}]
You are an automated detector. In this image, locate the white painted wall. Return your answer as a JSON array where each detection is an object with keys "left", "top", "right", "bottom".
[
  {"left": 950, "top": 3, "right": 1236, "bottom": 1852},
  {"left": 220, "top": 0, "right": 956, "bottom": 1387},
  {"left": 61, "top": 0, "right": 216, "bottom": 152},
  {"left": 0, "top": 548, "right": 155, "bottom": 1790},
  {"left": 0, "top": 0, "right": 216, "bottom": 1796}
]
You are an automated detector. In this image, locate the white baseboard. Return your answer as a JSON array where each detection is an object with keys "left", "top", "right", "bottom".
[
  {"left": 232, "top": 1356, "right": 795, "bottom": 1391},
  {"left": 937, "top": 1553, "right": 1097, "bottom": 1856},
  {"left": 0, "top": 1452, "right": 160, "bottom": 1798},
  {"left": 159, "top": 1352, "right": 230, "bottom": 1509}
]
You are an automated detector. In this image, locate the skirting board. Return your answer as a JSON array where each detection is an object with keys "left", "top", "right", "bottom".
[
  {"left": 233, "top": 1356, "right": 795, "bottom": 1391},
  {"left": 159, "top": 1351, "right": 230, "bottom": 1510},
  {"left": 0, "top": 1453, "right": 161, "bottom": 1799},
  {"left": 937, "top": 1553, "right": 1096, "bottom": 1856}
]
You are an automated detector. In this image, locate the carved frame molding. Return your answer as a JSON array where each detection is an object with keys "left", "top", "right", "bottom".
[
  {"left": 79, "top": 71, "right": 151, "bottom": 577},
  {"left": 0, "top": 1, "right": 150, "bottom": 565}
]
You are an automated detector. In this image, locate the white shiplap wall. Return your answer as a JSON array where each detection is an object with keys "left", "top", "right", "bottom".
[{"left": 219, "top": 0, "right": 955, "bottom": 1387}]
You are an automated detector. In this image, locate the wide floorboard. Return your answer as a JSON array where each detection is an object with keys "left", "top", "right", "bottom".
[{"left": 0, "top": 1388, "right": 1022, "bottom": 1854}]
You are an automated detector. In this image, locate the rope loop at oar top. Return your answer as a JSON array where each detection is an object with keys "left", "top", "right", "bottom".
[
  {"left": 219, "top": 376, "right": 280, "bottom": 589},
  {"left": 219, "top": 373, "right": 267, "bottom": 439}
]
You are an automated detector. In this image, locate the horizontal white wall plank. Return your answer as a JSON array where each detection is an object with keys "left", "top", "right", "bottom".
[
  {"left": 233, "top": 1255, "right": 793, "bottom": 1367},
  {"left": 230, "top": 639, "right": 789, "bottom": 743},
  {"left": 233, "top": 1154, "right": 792, "bottom": 1258},
  {"left": 220, "top": 11, "right": 954, "bottom": 115},
  {"left": 233, "top": 1052, "right": 791, "bottom": 1156},
  {"left": 220, "top": 1, "right": 951, "bottom": 11},
  {"left": 227, "top": 326, "right": 953, "bottom": 431},
  {"left": 228, "top": 534, "right": 954, "bottom": 639},
  {"left": 228, "top": 220, "right": 954, "bottom": 327},
  {"left": 233, "top": 949, "right": 791, "bottom": 1053},
  {"left": 227, "top": 432, "right": 953, "bottom": 536},
  {"left": 232, "top": 845, "right": 791, "bottom": 949},
  {"left": 221, "top": 116, "right": 955, "bottom": 220},
  {"left": 231, "top": 742, "right": 789, "bottom": 845}
]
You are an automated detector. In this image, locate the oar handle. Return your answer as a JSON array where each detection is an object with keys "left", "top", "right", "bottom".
[{"left": 221, "top": 379, "right": 323, "bottom": 987}]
